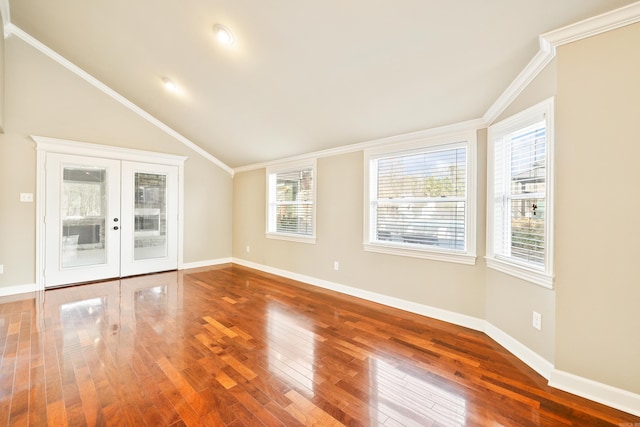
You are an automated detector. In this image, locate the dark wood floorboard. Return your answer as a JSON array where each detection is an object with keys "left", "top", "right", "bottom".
[{"left": 0, "top": 264, "right": 638, "bottom": 426}]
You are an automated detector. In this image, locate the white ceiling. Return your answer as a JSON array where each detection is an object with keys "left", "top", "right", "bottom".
[{"left": 6, "top": 0, "right": 637, "bottom": 168}]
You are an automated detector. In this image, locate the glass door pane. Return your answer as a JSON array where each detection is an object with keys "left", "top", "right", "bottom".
[
  {"left": 120, "top": 161, "right": 178, "bottom": 277},
  {"left": 134, "top": 172, "right": 168, "bottom": 261},
  {"left": 61, "top": 167, "right": 108, "bottom": 268},
  {"left": 45, "top": 153, "right": 121, "bottom": 288}
]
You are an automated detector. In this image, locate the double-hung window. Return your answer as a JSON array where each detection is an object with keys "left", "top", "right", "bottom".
[
  {"left": 364, "top": 132, "right": 477, "bottom": 265},
  {"left": 487, "top": 98, "right": 554, "bottom": 288},
  {"left": 266, "top": 160, "right": 316, "bottom": 243}
]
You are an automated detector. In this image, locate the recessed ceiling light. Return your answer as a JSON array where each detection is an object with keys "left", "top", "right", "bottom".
[
  {"left": 213, "top": 24, "right": 234, "bottom": 45},
  {"left": 161, "top": 76, "right": 178, "bottom": 92}
]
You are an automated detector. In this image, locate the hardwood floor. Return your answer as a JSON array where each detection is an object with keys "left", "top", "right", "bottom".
[{"left": 0, "top": 264, "right": 638, "bottom": 426}]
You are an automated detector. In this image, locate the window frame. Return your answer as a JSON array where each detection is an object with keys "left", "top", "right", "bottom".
[
  {"left": 486, "top": 98, "right": 554, "bottom": 288},
  {"left": 265, "top": 159, "right": 317, "bottom": 244},
  {"left": 363, "top": 131, "right": 477, "bottom": 265}
]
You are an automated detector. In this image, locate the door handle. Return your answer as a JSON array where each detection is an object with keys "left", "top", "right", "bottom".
[
  {"left": 113, "top": 226, "right": 119, "bottom": 231},
  {"left": 114, "top": 218, "right": 119, "bottom": 222}
]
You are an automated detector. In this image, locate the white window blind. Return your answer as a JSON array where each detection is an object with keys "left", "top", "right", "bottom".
[
  {"left": 488, "top": 98, "right": 554, "bottom": 287},
  {"left": 267, "top": 162, "right": 315, "bottom": 241},
  {"left": 494, "top": 121, "right": 546, "bottom": 267},
  {"left": 371, "top": 146, "right": 467, "bottom": 252}
]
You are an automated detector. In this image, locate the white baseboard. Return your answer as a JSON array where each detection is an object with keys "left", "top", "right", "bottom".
[
  {"left": 232, "top": 258, "right": 485, "bottom": 331},
  {"left": 0, "top": 283, "right": 37, "bottom": 297},
  {"left": 550, "top": 369, "right": 640, "bottom": 418},
  {"left": 484, "top": 322, "right": 554, "bottom": 380},
  {"left": 230, "top": 258, "right": 640, "bottom": 418},
  {"left": 181, "top": 257, "right": 232, "bottom": 270}
]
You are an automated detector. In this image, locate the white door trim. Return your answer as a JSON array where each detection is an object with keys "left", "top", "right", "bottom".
[{"left": 33, "top": 135, "right": 187, "bottom": 290}]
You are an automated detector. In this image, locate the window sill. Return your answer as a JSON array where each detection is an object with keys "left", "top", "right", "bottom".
[
  {"left": 266, "top": 232, "right": 316, "bottom": 244},
  {"left": 363, "top": 242, "right": 476, "bottom": 265},
  {"left": 485, "top": 256, "right": 554, "bottom": 289}
]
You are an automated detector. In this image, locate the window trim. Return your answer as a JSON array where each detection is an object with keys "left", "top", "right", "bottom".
[
  {"left": 363, "top": 131, "right": 477, "bottom": 265},
  {"left": 265, "top": 159, "right": 317, "bottom": 244},
  {"left": 486, "top": 98, "right": 554, "bottom": 288}
]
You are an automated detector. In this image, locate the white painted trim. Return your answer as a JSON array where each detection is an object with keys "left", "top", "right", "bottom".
[
  {"left": 181, "top": 258, "right": 233, "bottom": 269},
  {"left": 3, "top": 260, "right": 636, "bottom": 417},
  {"left": 35, "top": 137, "right": 186, "bottom": 289},
  {"left": 542, "top": 1, "right": 640, "bottom": 49},
  {"left": 232, "top": 3, "right": 640, "bottom": 173},
  {"left": 486, "top": 98, "right": 555, "bottom": 289},
  {"left": 231, "top": 257, "right": 486, "bottom": 332},
  {"left": 234, "top": 118, "right": 484, "bottom": 174},
  {"left": 177, "top": 165, "right": 185, "bottom": 270},
  {"left": 265, "top": 233, "right": 317, "bottom": 245},
  {"left": 484, "top": 322, "right": 554, "bottom": 380},
  {"left": 483, "top": 47, "right": 554, "bottom": 126},
  {"left": 6, "top": 24, "right": 233, "bottom": 176},
  {"left": 550, "top": 369, "right": 640, "bottom": 418},
  {"left": 229, "top": 259, "right": 640, "bottom": 416},
  {"left": 35, "top": 147, "right": 46, "bottom": 291},
  {"left": 183, "top": 259, "right": 640, "bottom": 417},
  {"left": 32, "top": 136, "right": 187, "bottom": 166},
  {"left": 484, "top": 2, "right": 640, "bottom": 126},
  {"left": 363, "top": 243, "right": 477, "bottom": 266},
  {"left": 0, "top": 0, "right": 9, "bottom": 31},
  {"left": 485, "top": 257, "right": 554, "bottom": 289},
  {"left": 5, "top": 3, "right": 638, "bottom": 176},
  {"left": 0, "top": 284, "right": 37, "bottom": 297},
  {"left": 265, "top": 158, "right": 317, "bottom": 243},
  {"left": 34, "top": 137, "right": 187, "bottom": 273},
  {"left": 362, "top": 131, "right": 478, "bottom": 266}
]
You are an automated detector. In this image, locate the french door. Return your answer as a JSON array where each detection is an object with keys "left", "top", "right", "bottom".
[{"left": 44, "top": 153, "right": 179, "bottom": 287}]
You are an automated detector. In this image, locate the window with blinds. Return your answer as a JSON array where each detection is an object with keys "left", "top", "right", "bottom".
[
  {"left": 266, "top": 161, "right": 316, "bottom": 243},
  {"left": 373, "top": 147, "right": 466, "bottom": 250},
  {"left": 487, "top": 98, "right": 554, "bottom": 288},
  {"left": 365, "top": 134, "right": 477, "bottom": 265}
]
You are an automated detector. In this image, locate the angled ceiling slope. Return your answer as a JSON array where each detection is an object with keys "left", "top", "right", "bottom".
[{"left": 0, "top": 0, "right": 640, "bottom": 175}]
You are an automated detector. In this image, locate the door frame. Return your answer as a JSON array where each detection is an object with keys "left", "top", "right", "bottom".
[{"left": 34, "top": 135, "right": 187, "bottom": 291}]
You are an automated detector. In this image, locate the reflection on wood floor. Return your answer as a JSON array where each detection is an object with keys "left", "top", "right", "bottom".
[{"left": 0, "top": 264, "right": 638, "bottom": 426}]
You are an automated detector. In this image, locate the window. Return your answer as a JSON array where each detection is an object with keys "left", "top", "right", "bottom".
[
  {"left": 266, "top": 160, "right": 316, "bottom": 243},
  {"left": 487, "top": 98, "right": 554, "bottom": 288},
  {"left": 364, "top": 132, "right": 477, "bottom": 265}
]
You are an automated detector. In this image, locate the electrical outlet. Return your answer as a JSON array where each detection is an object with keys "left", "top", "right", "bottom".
[
  {"left": 333, "top": 261, "right": 339, "bottom": 271},
  {"left": 246, "top": 245, "right": 250, "bottom": 253},
  {"left": 20, "top": 193, "right": 34, "bottom": 202},
  {"left": 532, "top": 311, "right": 542, "bottom": 331}
]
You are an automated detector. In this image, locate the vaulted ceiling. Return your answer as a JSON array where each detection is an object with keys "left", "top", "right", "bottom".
[{"left": 6, "top": 1, "right": 637, "bottom": 168}]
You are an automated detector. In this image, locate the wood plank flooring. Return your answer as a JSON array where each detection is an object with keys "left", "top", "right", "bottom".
[{"left": 0, "top": 264, "right": 638, "bottom": 426}]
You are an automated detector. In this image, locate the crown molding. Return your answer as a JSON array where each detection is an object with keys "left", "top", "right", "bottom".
[
  {"left": 0, "top": 0, "right": 9, "bottom": 35},
  {"left": 482, "top": 43, "right": 554, "bottom": 126},
  {"left": 233, "top": 117, "right": 484, "bottom": 173},
  {"left": 542, "top": 1, "right": 640, "bottom": 49},
  {"left": 484, "top": 1, "right": 640, "bottom": 126},
  {"left": 5, "top": 23, "right": 234, "bottom": 176},
  {"left": 4, "top": 2, "right": 639, "bottom": 175},
  {"left": 237, "top": 2, "right": 640, "bottom": 173}
]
